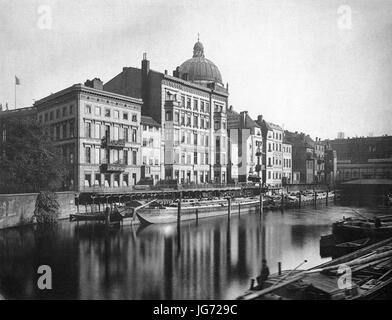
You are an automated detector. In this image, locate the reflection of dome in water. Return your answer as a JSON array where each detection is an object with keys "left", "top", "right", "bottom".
[{"left": 178, "top": 41, "right": 223, "bottom": 85}]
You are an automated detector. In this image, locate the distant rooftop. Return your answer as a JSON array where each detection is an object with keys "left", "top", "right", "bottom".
[
  {"left": 227, "top": 109, "right": 260, "bottom": 129},
  {"left": 141, "top": 115, "right": 160, "bottom": 127}
]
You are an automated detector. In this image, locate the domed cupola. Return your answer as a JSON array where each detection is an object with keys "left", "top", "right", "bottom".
[{"left": 178, "top": 38, "right": 223, "bottom": 85}]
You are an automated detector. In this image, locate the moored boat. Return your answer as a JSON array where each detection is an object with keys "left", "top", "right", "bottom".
[
  {"left": 136, "top": 197, "right": 261, "bottom": 225},
  {"left": 332, "top": 216, "right": 392, "bottom": 242},
  {"left": 237, "top": 237, "right": 392, "bottom": 300}
]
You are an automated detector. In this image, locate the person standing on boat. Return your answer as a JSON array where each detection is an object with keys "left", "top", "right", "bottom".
[{"left": 257, "top": 259, "right": 270, "bottom": 288}]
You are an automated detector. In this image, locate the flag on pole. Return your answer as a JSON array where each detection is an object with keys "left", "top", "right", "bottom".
[{"left": 15, "top": 76, "right": 21, "bottom": 85}]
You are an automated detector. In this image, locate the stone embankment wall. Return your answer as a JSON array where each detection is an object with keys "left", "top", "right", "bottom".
[{"left": 0, "top": 192, "right": 76, "bottom": 230}]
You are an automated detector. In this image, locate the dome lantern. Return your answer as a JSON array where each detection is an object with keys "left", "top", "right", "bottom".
[{"left": 178, "top": 38, "right": 223, "bottom": 85}]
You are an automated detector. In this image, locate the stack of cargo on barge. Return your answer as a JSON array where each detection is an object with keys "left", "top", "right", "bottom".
[{"left": 237, "top": 237, "right": 392, "bottom": 300}]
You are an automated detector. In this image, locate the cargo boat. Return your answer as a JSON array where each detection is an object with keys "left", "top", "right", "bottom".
[
  {"left": 332, "top": 215, "right": 392, "bottom": 242},
  {"left": 136, "top": 197, "right": 261, "bottom": 225}
]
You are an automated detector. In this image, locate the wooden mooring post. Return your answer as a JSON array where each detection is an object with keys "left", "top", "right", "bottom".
[
  {"left": 238, "top": 203, "right": 241, "bottom": 216},
  {"left": 177, "top": 192, "right": 182, "bottom": 226},
  {"left": 259, "top": 187, "right": 264, "bottom": 216},
  {"left": 227, "top": 197, "right": 232, "bottom": 220},
  {"left": 326, "top": 190, "right": 329, "bottom": 206},
  {"left": 76, "top": 194, "right": 80, "bottom": 214},
  {"left": 278, "top": 262, "right": 282, "bottom": 275},
  {"left": 314, "top": 190, "right": 317, "bottom": 208},
  {"left": 298, "top": 192, "right": 301, "bottom": 208},
  {"left": 281, "top": 189, "right": 284, "bottom": 209}
]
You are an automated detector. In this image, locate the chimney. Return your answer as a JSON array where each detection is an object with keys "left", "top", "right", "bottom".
[
  {"left": 141, "top": 53, "right": 150, "bottom": 102},
  {"left": 141, "top": 52, "right": 150, "bottom": 77},
  {"left": 229, "top": 105, "right": 233, "bottom": 111},
  {"left": 173, "top": 66, "right": 180, "bottom": 78},
  {"left": 257, "top": 115, "right": 263, "bottom": 124},
  {"left": 240, "top": 111, "right": 247, "bottom": 127},
  {"left": 164, "top": 70, "right": 168, "bottom": 75},
  {"left": 84, "top": 78, "right": 103, "bottom": 90}
]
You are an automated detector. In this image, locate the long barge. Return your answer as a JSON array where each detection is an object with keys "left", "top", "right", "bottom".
[{"left": 136, "top": 197, "right": 261, "bottom": 225}]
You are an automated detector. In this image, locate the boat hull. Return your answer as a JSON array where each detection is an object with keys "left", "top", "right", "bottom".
[
  {"left": 332, "top": 222, "right": 392, "bottom": 242},
  {"left": 136, "top": 199, "right": 260, "bottom": 225}
]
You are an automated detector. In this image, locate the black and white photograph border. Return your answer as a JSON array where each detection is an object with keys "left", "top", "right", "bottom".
[{"left": 1, "top": 0, "right": 392, "bottom": 305}]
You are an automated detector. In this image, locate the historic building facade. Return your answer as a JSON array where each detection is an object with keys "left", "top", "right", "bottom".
[
  {"left": 256, "top": 115, "right": 285, "bottom": 187},
  {"left": 140, "top": 115, "right": 161, "bottom": 184},
  {"left": 282, "top": 140, "right": 292, "bottom": 184},
  {"left": 227, "top": 109, "right": 263, "bottom": 183},
  {"left": 284, "top": 131, "right": 315, "bottom": 184},
  {"left": 34, "top": 79, "right": 143, "bottom": 192},
  {"left": 104, "top": 40, "right": 229, "bottom": 184},
  {"left": 325, "top": 136, "right": 392, "bottom": 182},
  {"left": 314, "top": 138, "right": 325, "bottom": 183}
]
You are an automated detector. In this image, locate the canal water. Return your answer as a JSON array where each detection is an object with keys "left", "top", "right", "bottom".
[{"left": 0, "top": 204, "right": 391, "bottom": 299}]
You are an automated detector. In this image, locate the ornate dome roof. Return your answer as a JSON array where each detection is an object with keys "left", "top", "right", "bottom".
[{"left": 179, "top": 41, "right": 223, "bottom": 85}]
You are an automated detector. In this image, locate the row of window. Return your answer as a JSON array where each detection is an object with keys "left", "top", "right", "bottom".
[
  {"left": 84, "top": 172, "right": 138, "bottom": 188},
  {"left": 49, "top": 120, "right": 75, "bottom": 141},
  {"left": 40, "top": 104, "right": 74, "bottom": 123},
  {"left": 173, "top": 170, "right": 210, "bottom": 183},
  {"left": 84, "top": 121, "right": 138, "bottom": 142},
  {"left": 142, "top": 125, "right": 159, "bottom": 132},
  {"left": 283, "top": 158, "right": 292, "bottom": 168},
  {"left": 268, "top": 156, "right": 285, "bottom": 167},
  {"left": 85, "top": 146, "right": 138, "bottom": 165},
  {"left": 168, "top": 130, "right": 211, "bottom": 147},
  {"left": 268, "top": 171, "right": 283, "bottom": 180},
  {"left": 268, "top": 142, "right": 283, "bottom": 152},
  {"left": 165, "top": 111, "right": 211, "bottom": 129},
  {"left": 142, "top": 156, "right": 159, "bottom": 166},
  {"left": 179, "top": 95, "right": 210, "bottom": 113},
  {"left": 283, "top": 145, "right": 292, "bottom": 153},
  {"left": 85, "top": 104, "right": 138, "bottom": 122},
  {"left": 173, "top": 151, "right": 210, "bottom": 165}
]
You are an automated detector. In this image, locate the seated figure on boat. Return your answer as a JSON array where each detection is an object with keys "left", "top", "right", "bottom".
[{"left": 256, "top": 259, "right": 270, "bottom": 289}]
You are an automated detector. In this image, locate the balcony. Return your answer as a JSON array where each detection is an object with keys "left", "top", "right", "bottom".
[
  {"left": 306, "top": 152, "right": 315, "bottom": 160},
  {"left": 255, "top": 148, "right": 263, "bottom": 157},
  {"left": 100, "top": 160, "right": 126, "bottom": 172},
  {"left": 101, "top": 137, "right": 126, "bottom": 148}
]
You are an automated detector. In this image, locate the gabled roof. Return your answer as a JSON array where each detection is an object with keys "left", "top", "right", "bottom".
[
  {"left": 268, "top": 122, "right": 283, "bottom": 131},
  {"left": 141, "top": 115, "right": 160, "bottom": 127},
  {"left": 227, "top": 109, "right": 260, "bottom": 129}
]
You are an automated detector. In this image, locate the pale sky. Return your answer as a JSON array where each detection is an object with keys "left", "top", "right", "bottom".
[{"left": 1, "top": 0, "right": 392, "bottom": 139}]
